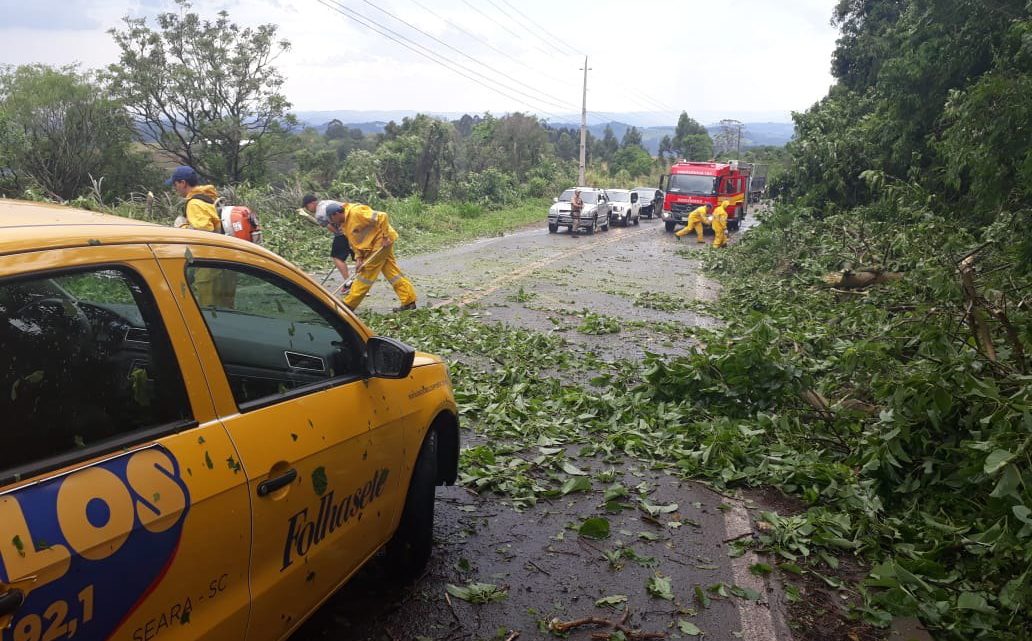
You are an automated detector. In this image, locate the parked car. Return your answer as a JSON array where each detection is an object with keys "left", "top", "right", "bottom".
[
  {"left": 548, "top": 187, "right": 611, "bottom": 234},
  {"left": 632, "top": 187, "right": 664, "bottom": 219},
  {"left": 607, "top": 189, "right": 641, "bottom": 226},
  {"left": 0, "top": 200, "right": 459, "bottom": 641}
]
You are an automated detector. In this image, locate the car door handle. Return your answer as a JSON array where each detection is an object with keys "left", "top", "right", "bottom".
[
  {"left": 0, "top": 588, "right": 24, "bottom": 617},
  {"left": 256, "top": 468, "right": 298, "bottom": 497}
]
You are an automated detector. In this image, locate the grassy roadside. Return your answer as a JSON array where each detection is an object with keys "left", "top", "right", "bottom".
[{"left": 262, "top": 197, "right": 548, "bottom": 272}]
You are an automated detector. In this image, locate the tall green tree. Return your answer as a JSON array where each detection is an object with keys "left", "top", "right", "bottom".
[
  {"left": 106, "top": 0, "right": 295, "bottom": 184},
  {"left": 621, "top": 126, "right": 643, "bottom": 148},
  {"left": 672, "top": 112, "right": 713, "bottom": 161},
  {"left": 0, "top": 64, "right": 152, "bottom": 199}
]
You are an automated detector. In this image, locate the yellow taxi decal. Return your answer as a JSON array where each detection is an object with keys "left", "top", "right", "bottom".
[
  {"left": 0, "top": 446, "right": 190, "bottom": 641},
  {"left": 281, "top": 467, "right": 390, "bottom": 571}
]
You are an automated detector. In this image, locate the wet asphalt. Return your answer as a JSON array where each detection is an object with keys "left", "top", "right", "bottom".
[{"left": 293, "top": 209, "right": 792, "bottom": 641}]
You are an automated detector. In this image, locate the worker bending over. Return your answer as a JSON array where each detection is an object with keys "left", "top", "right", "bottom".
[
  {"left": 323, "top": 202, "right": 418, "bottom": 311},
  {"left": 675, "top": 204, "right": 712, "bottom": 243}
]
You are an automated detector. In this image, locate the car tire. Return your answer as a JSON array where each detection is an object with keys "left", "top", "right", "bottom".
[
  {"left": 548, "top": 223, "right": 558, "bottom": 233},
  {"left": 385, "top": 428, "right": 438, "bottom": 581},
  {"left": 665, "top": 221, "right": 676, "bottom": 233}
]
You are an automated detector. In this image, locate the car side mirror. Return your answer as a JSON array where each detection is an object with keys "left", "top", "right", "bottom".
[
  {"left": 366, "top": 336, "right": 415, "bottom": 379},
  {"left": 553, "top": 197, "right": 559, "bottom": 203}
]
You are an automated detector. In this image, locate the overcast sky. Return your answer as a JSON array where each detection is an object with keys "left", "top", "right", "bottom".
[{"left": 0, "top": 0, "right": 841, "bottom": 125}]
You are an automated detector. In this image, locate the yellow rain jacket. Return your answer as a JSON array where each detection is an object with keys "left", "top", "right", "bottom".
[
  {"left": 712, "top": 200, "right": 730, "bottom": 248},
  {"left": 342, "top": 203, "right": 398, "bottom": 258},
  {"left": 675, "top": 205, "right": 710, "bottom": 241},
  {"left": 184, "top": 185, "right": 222, "bottom": 232},
  {"left": 686, "top": 205, "right": 709, "bottom": 228}
]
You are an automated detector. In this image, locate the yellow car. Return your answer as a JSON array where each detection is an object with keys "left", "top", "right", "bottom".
[{"left": 0, "top": 201, "right": 459, "bottom": 641}]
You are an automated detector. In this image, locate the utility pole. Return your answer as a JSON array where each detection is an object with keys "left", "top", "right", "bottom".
[
  {"left": 718, "top": 119, "right": 744, "bottom": 158},
  {"left": 579, "top": 56, "right": 590, "bottom": 186}
]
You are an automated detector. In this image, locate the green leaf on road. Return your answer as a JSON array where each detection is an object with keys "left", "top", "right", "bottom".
[
  {"left": 595, "top": 594, "right": 628, "bottom": 609},
  {"left": 579, "top": 517, "right": 611, "bottom": 539},
  {"left": 562, "top": 461, "right": 588, "bottom": 476},
  {"left": 446, "top": 582, "right": 508, "bottom": 604},
  {"left": 561, "top": 476, "right": 592, "bottom": 495},
  {"left": 647, "top": 574, "right": 674, "bottom": 600},
  {"left": 678, "top": 620, "right": 703, "bottom": 636}
]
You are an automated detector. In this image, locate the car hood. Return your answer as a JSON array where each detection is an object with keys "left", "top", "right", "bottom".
[{"left": 554, "top": 202, "right": 600, "bottom": 211}]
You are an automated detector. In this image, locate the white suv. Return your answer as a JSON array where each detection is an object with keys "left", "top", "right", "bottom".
[
  {"left": 607, "top": 189, "right": 641, "bottom": 227},
  {"left": 548, "top": 187, "right": 611, "bottom": 234}
]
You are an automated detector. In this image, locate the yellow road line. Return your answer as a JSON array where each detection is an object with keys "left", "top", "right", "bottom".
[{"left": 433, "top": 226, "right": 654, "bottom": 308}]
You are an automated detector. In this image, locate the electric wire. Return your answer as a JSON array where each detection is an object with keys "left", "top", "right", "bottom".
[
  {"left": 406, "top": 0, "right": 578, "bottom": 93},
  {"left": 497, "top": 0, "right": 579, "bottom": 57},
  {"left": 317, "top": 0, "right": 567, "bottom": 120},
  {"left": 458, "top": 0, "right": 554, "bottom": 58},
  {"left": 482, "top": 0, "right": 576, "bottom": 58},
  {"left": 355, "top": 0, "right": 579, "bottom": 113}
]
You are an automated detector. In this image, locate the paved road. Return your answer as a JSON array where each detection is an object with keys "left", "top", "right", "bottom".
[{"left": 294, "top": 211, "right": 792, "bottom": 641}]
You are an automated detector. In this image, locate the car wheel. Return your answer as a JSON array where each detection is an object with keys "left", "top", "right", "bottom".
[
  {"left": 385, "top": 428, "right": 438, "bottom": 581},
  {"left": 665, "top": 221, "right": 676, "bottom": 233},
  {"left": 548, "top": 223, "right": 558, "bottom": 233}
]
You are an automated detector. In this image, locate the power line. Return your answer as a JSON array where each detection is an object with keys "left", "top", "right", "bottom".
[
  {"left": 483, "top": 0, "right": 576, "bottom": 58},
  {"left": 406, "top": 0, "right": 576, "bottom": 94},
  {"left": 498, "top": 0, "right": 579, "bottom": 57},
  {"left": 356, "top": 0, "right": 579, "bottom": 113},
  {"left": 318, "top": 0, "right": 566, "bottom": 120},
  {"left": 458, "top": 0, "right": 555, "bottom": 59},
  {"left": 474, "top": 0, "right": 683, "bottom": 116}
]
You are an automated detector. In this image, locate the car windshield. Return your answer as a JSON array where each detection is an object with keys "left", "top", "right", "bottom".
[
  {"left": 559, "top": 189, "right": 599, "bottom": 204},
  {"left": 667, "top": 174, "right": 716, "bottom": 195},
  {"left": 609, "top": 191, "right": 631, "bottom": 203}
]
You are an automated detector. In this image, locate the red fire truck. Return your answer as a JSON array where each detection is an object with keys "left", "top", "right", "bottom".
[{"left": 659, "top": 160, "right": 751, "bottom": 233}]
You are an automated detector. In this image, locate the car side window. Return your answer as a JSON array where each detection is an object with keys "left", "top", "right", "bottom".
[
  {"left": 0, "top": 267, "right": 192, "bottom": 477},
  {"left": 185, "top": 263, "right": 366, "bottom": 408}
]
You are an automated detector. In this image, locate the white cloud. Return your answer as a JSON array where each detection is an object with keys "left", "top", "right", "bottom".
[{"left": 0, "top": 0, "right": 840, "bottom": 124}]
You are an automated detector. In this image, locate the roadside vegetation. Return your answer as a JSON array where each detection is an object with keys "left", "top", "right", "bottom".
[{"left": 0, "top": 1, "right": 734, "bottom": 253}]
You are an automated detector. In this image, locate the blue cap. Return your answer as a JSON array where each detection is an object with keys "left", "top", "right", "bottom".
[
  {"left": 325, "top": 203, "right": 343, "bottom": 217},
  {"left": 165, "top": 166, "right": 198, "bottom": 185}
]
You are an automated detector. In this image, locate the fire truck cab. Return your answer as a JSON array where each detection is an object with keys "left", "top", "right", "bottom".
[{"left": 659, "top": 160, "right": 751, "bottom": 233}]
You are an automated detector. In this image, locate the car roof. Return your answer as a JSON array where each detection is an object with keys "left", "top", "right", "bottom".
[
  {"left": 607, "top": 188, "right": 630, "bottom": 193},
  {"left": 0, "top": 199, "right": 282, "bottom": 261}
]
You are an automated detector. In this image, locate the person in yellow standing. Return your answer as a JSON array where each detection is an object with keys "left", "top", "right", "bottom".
[
  {"left": 167, "top": 165, "right": 237, "bottom": 307},
  {"left": 675, "top": 203, "right": 712, "bottom": 243},
  {"left": 711, "top": 200, "right": 730, "bottom": 248},
  {"left": 324, "top": 202, "right": 418, "bottom": 311}
]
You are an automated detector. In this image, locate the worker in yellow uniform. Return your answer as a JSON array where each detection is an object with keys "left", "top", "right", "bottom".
[
  {"left": 675, "top": 204, "right": 711, "bottom": 243},
  {"left": 324, "top": 202, "right": 418, "bottom": 311},
  {"left": 711, "top": 200, "right": 730, "bottom": 248},
  {"left": 167, "top": 165, "right": 237, "bottom": 308}
]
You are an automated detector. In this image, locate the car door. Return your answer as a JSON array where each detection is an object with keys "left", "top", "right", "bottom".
[
  {"left": 152, "top": 244, "right": 408, "bottom": 641},
  {"left": 0, "top": 247, "right": 251, "bottom": 641}
]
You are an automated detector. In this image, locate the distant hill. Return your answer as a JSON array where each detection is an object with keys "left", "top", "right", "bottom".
[
  {"left": 548, "top": 121, "right": 795, "bottom": 153},
  {"left": 294, "top": 111, "right": 795, "bottom": 151}
]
